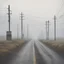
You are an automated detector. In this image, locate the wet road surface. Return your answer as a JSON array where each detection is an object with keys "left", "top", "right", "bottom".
[{"left": 7, "top": 40, "right": 64, "bottom": 64}]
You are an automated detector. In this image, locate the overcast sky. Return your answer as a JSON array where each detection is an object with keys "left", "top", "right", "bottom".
[{"left": 0, "top": 0, "right": 64, "bottom": 39}]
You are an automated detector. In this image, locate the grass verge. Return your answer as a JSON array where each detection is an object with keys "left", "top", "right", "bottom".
[
  {"left": 0, "top": 39, "right": 24, "bottom": 56},
  {"left": 40, "top": 40, "right": 64, "bottom": 54}
]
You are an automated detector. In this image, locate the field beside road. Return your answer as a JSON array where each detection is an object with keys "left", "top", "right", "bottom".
[
  {"left": 0, "top": 39, "right": 24, "bottom": 56},
  {"left": 40, "top": 40, "right": 64, "bottom": 54},
  {"left": 0, "top": 39, "right": 29, "bottom": 64}
]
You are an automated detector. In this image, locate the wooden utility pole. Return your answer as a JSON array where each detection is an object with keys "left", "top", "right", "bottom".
[
  {"left": 54, "top": 15, "right": 56, "bottom": 40},
  {"left": 27, "top": 24, "right": 29, "bottom": 39},
  {"left": 6, "top": 5, "right": 12, "bottom": 40},
  {"left": 47, "top": 20, "right": 49, "bottom": 40},
  {"left": 45, "top": 21, "right": 50, "bottom": 40},
  {"left": 46, "top": 21, "right": 47, "bottom": 40},
  {"left": 21, "top": 12, "right": 24, "bottom": 39},
  {"left": 17, "top": 24, "right": 19, "bottom": 39},
  {"left": 8, "top": 5, "right": 11, "bottom": 31}
]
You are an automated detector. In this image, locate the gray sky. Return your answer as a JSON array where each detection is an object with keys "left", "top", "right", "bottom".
[{"left": 0, "top": 0, "right": 64, "bottom": 39}]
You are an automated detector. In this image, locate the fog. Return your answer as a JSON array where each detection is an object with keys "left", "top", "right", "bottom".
[{"left": 0, "top": 0, "right": 64, "bottom": 39}]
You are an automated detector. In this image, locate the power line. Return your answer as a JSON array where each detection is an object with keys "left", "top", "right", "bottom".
[
  {"left": 56, "top": 0, "right": 64, "bottom": 16},
  {"left": 59, "top": 13, "right": 64, "bottom": 19}
]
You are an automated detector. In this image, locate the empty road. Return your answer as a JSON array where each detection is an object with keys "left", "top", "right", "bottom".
[{"left": 7, "top": 40, "right": 64, "bottom": 64}]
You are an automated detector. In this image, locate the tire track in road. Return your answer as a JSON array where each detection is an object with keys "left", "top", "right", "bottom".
[
  {"left": 34, "top": 40, "right": 64, "bottom": 64},
  {"left": 33, "top": 42, "right": 36, "bottom": 64},
  {"left": 34, "top": 42, "right": 46, "bottom": 64}
]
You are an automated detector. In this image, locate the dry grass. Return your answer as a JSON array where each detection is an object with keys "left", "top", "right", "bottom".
[
  {"left": 41, "top": 40, "right": 64, "bottom": 53},
  {"left": 0, "top": 40, "right": 24, "bottom": 55}
]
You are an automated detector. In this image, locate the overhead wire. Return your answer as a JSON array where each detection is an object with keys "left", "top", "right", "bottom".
[{"left": 56, "top": 0, "right": 64, "bottom": 17}]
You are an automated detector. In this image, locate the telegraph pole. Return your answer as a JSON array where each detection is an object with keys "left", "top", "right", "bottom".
[
  {"left": 47, "top": 20, "right": 49, "bottom": 40},
  {"left": 54, "top": 15, "right": 56, "bottom": 40},
  {"left": 46, "top": 21, "right": 47, "bottom": 40},
  {"left": 27, "top": 24, "right": 29, "bottom": 39},
  {"left": 17, "top": 24, "right": 19, "bottom": 39},
  {"left": 45, "top": 21, "right": 50, "bottom": 40},
  {"left": 6, "top": 5, "right": 12, "bottom": 40},
  {"left": 8, "top": 5, "right": 11, "bottom": 31},
  {"left": 21, "top": 12, "right": 24, "bottom": 39}
]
